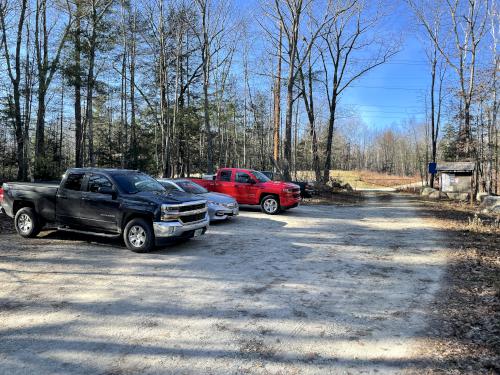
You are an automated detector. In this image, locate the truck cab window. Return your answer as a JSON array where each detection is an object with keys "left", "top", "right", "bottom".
[
  {"left": 88, "top": 175, "right": 113, "bottom": 193},
  {"left": 63, "top": 173, "right": 84, "bottom": 191},
  {"left": 219, "top": 170, "right": 232, "bottom": 182},
  {"left": 235, "top": 172, "right": 252, "bottom": 183}
]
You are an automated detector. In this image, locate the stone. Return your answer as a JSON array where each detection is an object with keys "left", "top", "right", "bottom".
[
  {"left": 458, "top": 193, "right": 470, "bottom": 201},
  {"left": 476, "top": 192, "right": 489, "bottom": 202},
  {"left": 480, "top": 196, "right": 500, "bottom": 213},
  {"left": 447, "top": 192, "right": 470, "bottom": 201},
  {"left": 343, "top": 183, "right": 353, "bottom": 192},
  {"left": 428, "top": 190, "right": 448, "bottom": 200},
  {"left": 421, "top": 187, "right": 437, "bottom": 196}
]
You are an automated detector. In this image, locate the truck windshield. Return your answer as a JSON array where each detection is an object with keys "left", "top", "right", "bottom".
[
  {"left": 176, "top": 180, "right": 208, "bottom": 194},
  {"left": 251, "top": 170, "right": 271, "bottom": 183},
  {"left": 114, "top": 173, "right": 166, "bottom": 194}
]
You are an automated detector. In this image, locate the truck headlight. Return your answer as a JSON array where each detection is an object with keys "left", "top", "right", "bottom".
[
  {"left": 282, "top": 188, "right": 294, "bottom": 193},
  {"left": 161, "top": 204, "right": 180, "bottom": 221}
]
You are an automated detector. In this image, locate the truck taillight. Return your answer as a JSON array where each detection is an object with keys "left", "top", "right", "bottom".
[{"left": 0, "top": 188, "right": 3, "bottom": 204}]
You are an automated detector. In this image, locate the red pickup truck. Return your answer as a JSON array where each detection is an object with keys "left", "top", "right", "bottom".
[{"left": 190, "top": 168, "right": 301, "bottom": 214}]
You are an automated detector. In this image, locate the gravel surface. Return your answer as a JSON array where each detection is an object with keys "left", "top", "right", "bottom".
[{"left": 0, "top": 194, "right": 449, "bottom": 374}]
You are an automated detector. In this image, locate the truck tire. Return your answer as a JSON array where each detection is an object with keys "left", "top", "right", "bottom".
[
  {"left": 261, "top": 195, "right": 280, "bottom": 215},
  {"left": 123, "top": 218, "right": 155, "bottom": 253},
  {"left": 14, "top": 207, "right": 41, "bottom": 238}
]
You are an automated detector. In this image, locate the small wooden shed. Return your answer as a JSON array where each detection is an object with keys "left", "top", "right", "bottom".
[{"left": 436, "top": 162, "right": 475, "bottom": 193}]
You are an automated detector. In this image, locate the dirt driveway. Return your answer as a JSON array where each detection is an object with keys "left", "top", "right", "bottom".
[{"left": 0, "top": 194, "right": 448, "bottom": 374}]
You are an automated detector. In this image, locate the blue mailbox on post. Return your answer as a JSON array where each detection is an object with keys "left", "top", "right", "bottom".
[{"left": 428, "top": 162, "right": 437, "bottom": 174}]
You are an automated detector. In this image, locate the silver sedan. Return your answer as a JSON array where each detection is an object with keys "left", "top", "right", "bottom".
[{"left": 158, "top": 179, "right": 239, "bottom": 222}]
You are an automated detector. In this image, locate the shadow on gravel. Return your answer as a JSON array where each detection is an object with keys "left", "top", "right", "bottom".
[
  {"left": 0, "top": 324, "right": 470, "bottom": 374},
  {"left": 1, "top": 193, "right": 497, "bottom": 374}
]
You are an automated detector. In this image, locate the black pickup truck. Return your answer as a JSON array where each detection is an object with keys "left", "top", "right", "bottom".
[
  {"left": 0, "top": 168, "right": 209, "bottom": 252},
  {"left": 260, "top": 171, "right": 316, "bottom": 199}
]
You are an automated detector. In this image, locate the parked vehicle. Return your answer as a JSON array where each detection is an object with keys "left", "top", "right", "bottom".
[
  {"left": 158, "top": 179, "right": 239, "bottom": 222},
  {"left": 260, "top": 171, "right": 316, "bottom": 199},
  {"left": 190, "top": 168, "right": 301, "bottom": 215},
  {"left": 0, "top": 168, "right": 209, "bottom": 252}
]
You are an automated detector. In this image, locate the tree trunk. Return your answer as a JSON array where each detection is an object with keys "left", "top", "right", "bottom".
[
  {"left": 201, "top": 5, "right": 213, "bottom": 174},
  {"left": 35, "top": 88, "right": 46, "bottom": 176},
  {"left": 0, "top": 0, "right": 28, "bottom": 180},
  {"left": 74, "top": 2, "right": 83, "bottom": 167},
  {"left": 430, "top": 57, "right": 436, "bottom": 187},
  {"left": 323, "top": 97, "right": 337, "bottom": 182},
  {"left": 130, "top": 9, "right": 137, "bottom": 168},
  {"left": 86, "top": 40, "right": 96, "bottom": 166},
  {"left": 273, "top": 25, "right": 282, "bottom": 166}
]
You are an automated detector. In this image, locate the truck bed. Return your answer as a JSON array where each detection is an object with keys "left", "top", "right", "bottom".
[
  {"left": 2, "top": 182, "right": 59, "bottom": 221},
  {"left": 5, "top": 182, "right": 59, "bottom": 190}
]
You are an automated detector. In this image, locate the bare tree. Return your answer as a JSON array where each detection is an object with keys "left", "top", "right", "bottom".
[
  {"left": 409, "top": 0, "right": 490, "bottom": 159},
  {"left": 84, "top": 0, "right": 114, "bottom": 167},
  {"left": 129, "top": 4, "right": 138, "bottom": 168},
  {"left": 72, "top": 0, "right": 84, "bottom": 167},
  {"left": 0, "top": 0, "right": 29, "bottom": 180},
  {"left": 266, "top": 0, "right": 342, "bottom": 180},
  {"left": 297, "top": 52, "right": 321, "bottom": 181},
  {"left": 487, "top": 3, "right": 498, "bottom": 194},
  {"left": 319, "top": 0, "right": 398, "bottom": 182},
  {"left": 410, "top": 0, "right": 447, "bottom": 187},
  {"left": 34, "top": 0, "right": 73, "bottom": 177},
  {"left": 272, "top": 23, "right": 282, "bottom": 166}
]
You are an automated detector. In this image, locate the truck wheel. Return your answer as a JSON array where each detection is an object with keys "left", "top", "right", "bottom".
[
  {"left": 261, "top": 195, "right": 280, "bottom": 215},
  {"left": 14, "top": 207, "right": 41, "bottom": 238},
  {"left": 124, "top": 218, "right": 154, "bottom": 253}
]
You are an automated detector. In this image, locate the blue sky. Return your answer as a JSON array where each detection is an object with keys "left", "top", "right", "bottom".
[
  {"left": 340, "top": 4, "right": 430, "bottom": 129},
  {"left": 236, "top": 0, "right": 433, "bottom": 130}
]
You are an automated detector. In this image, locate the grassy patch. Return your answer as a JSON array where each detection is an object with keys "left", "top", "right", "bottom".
[{"left": 296, "top": 169, "right": 421, "bottom": 189}]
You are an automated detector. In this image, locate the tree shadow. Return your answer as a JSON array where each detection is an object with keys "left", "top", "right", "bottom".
[{"left": 1, "top": 193, "right": 495, "bottom": 373}]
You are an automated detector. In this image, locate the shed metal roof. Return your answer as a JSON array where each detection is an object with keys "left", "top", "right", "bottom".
[{"left": 436, "top": 162, "right": 475, "bottom": 172}]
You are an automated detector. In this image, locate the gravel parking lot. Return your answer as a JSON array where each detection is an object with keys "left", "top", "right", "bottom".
[{"left": 0, "top": 194, "right": 448, "bottom": 374}]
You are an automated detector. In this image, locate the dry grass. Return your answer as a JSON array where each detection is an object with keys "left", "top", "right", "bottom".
[
  {"left": 412, "top": 198, "right": 500, "bottom": 374},
  {"left": 359, "top": 170, "right": 421, "bottom": 187},
  {"left": 296, "top": 170, "right": 422, "bottom": 189}
]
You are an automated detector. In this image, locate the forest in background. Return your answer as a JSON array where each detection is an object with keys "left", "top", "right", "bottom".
[{"left": 0, "top": 0, "right": 498, "bottom": 194}]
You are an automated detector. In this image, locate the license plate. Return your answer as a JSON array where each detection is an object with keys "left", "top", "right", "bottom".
[{"left": 194, "top": 228, "right": 203, "bottom": 237}]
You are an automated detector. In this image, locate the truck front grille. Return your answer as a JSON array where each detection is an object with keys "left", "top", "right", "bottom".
[
  {"left": 179, "top": 203, "right": 206, "bottom": 212},
  {"left": 180, "top": 212, "right": 206, "bottom": 224}
]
